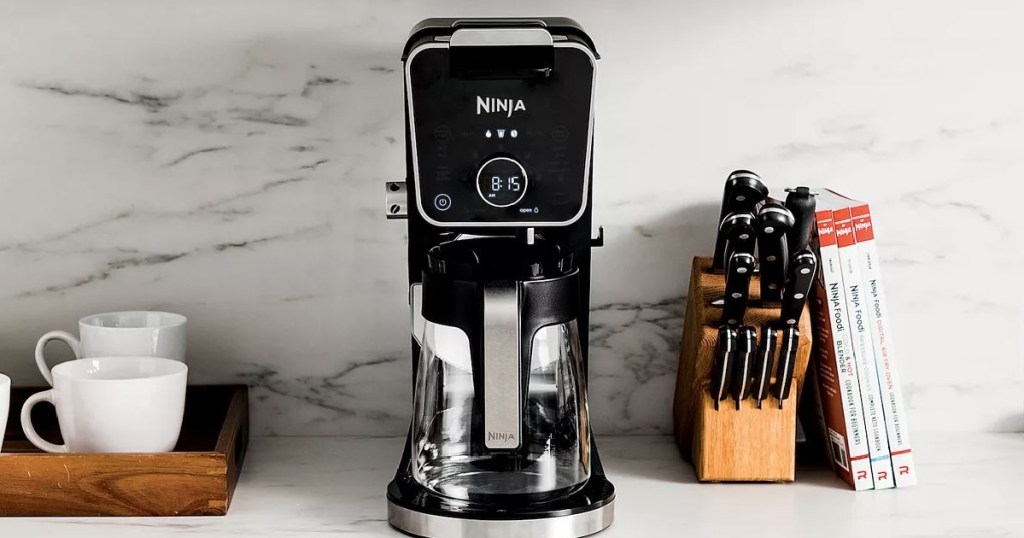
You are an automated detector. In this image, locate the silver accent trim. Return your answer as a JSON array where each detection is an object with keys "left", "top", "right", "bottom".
[
  {"left": 760, "top": 206, "right": 791, "bottom": 218},
  {"left": 386, "top": 181, "right": 408, "bottom": 219},
  {"left": 451, "top": 18, "right": 550, "bottom": 28},
  {"left": 404, "top": 41, "right": 597, "bottom": 228},
  {"left": 785, "top": 186, "right": 820, "bottom": 196},
  {"left": 388, "top": 499, "right": 615, "bottom": 538},
  {"left": 410, "top": 284, "right": 424, "bottom": 346},
  {"left": 482, "top": 283, "right": 521, "bottom": 450},
  {"left": 729, "top": 171, "right": 763, "bottom": 182},
  {"left": 714, "top": 332, "right": 733, "bottom": 403},
  {"left": 475, "top": 156, "right": 529, "bottom": 208},
  {"left": 776, "top": 327, "right": 798, "bottom": 397},
  {"left": 753, "top": 329, "right": 776, "bottom": 401},
  {"left": 718, "top": 212, "right": 751, "bottom": 231},
  {"left": 451, "top": 27, "right": 554, "bottom": 48}
]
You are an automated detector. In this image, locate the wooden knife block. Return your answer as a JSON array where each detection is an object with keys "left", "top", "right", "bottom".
[{"left": 673, "top": 256, "right": 812, "bottom": 482}]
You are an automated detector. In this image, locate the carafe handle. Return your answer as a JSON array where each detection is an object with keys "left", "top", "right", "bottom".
[{"left": 481, "top": 283, "right": 522, "bottom": 450}]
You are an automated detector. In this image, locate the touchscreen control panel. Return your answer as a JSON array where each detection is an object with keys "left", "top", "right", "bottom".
[{"left": 407, "top": 43, "right": 595, "bottom": 226}]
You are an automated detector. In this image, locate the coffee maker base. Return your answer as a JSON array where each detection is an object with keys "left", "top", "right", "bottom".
[
  {"left": 387, "top": 497, "right": 615, "bottom": 538},
  {"left": 386, "top": 456, "right": 616, "bottom": 538}
]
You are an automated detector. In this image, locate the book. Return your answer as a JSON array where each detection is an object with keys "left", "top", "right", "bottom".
[
  {"left": 847, "top": 200, "right": 918, "bottom": 487},
  {"left": 810, "top": 208, "right": 874, "bottom": 490},
  {"left": 830, "top": 203, "right": 895, "bottom": 489}
]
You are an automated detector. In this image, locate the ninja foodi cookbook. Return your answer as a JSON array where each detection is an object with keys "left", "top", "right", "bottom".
[{"left": 810, "top": 190, "right": 916, "bottom": 490}]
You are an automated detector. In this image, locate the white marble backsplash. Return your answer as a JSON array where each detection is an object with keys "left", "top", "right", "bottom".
[{"left": 0, "top": 0, "right": 1020, "bottom": 436}]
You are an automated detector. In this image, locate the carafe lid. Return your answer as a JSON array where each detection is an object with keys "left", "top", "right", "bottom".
[{"left": 426, "top": 237, "right": 574, "bottom": 281}]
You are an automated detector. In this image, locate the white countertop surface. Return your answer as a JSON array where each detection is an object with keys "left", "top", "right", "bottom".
[{"left": 0, "top": 433, "right": 1021, "bottom": 536}]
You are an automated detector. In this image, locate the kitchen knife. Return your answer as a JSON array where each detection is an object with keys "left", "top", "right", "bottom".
[
  {"left": 772, "top": 248, "right": 818, "bottom": 407},
  {"left": 756, "top": 203, "right": 795, "bottom": 303},
  {"left": 784, "top": 186, "right": 818, "bottom": 254},
  {"left": 712, "top": 171, "right": 768, "bottom": 270},
  {"left": 750, "top": 325, "right": 777, "bottom": 409},
  {"left": 773, "top": 326, "right": 800, "bottom": 407},
  {"left": 731, "top": 325, "right": 757, "bottom": 408},
  {"left": 718, "top": 212, "right": 757, "bottom": 273},
  {"left": 778, "top": 249, "right": 818, "bottom": 327},
  {"left": 710, "top": 325, "right": 737, "bottom": 411},
  {"left": 709, "top": 220, "right": 755, "bottom": 304},
  {"left": 720, "top": 251, "right": 755, "bottom": 327}
]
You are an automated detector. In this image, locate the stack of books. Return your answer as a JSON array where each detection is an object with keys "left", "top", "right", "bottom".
[{"left": 809, "top": 190, "right": 917, "bottom": 490}]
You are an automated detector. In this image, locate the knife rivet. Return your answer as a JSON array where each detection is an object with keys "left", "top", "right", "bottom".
[
  {"left": 729, "top": 319, "right": 738, "bottom": 325},
  {"left": 732, "top": 292, "right": 742, "bottom": 298},
  {"left": 787, "top": 319, "right": 796, "bottom": 325},
  {"left": 739, "top": 233, "right": 750, "bottom": 240},
  {"left": 800, "top": 267, "right": 811, "bottom": 274},
  {"left": 768, "top": 284, "right": 777, "bottom": 289},
  {"left": 764, "top": 227, "right": 775, "bottom": 234},
  {"left": 794, "top": 293, "right": 805, "bottom": 299},
  {"left": 736, "top": 195, "right": 747, "bottom": 202},
  {"left": 766, "top": 255, "right": 777, "bottom": 262},
  {"left": 737, "top": 267, "right": 748, "bottom": 274}
]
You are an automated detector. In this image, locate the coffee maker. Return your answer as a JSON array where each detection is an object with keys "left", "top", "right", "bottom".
[{"left": 384, "top": 18, "right": 615, "bottom": 538}]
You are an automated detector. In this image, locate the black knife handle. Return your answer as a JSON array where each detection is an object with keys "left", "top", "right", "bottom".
[
  {"left": 716, "top": 211, "right": 756, "bottom": 272},
  {"left": 773, "top": 326, "right": 800, "bottom": 406},
  {"left": 784, "top": 187, "right": 818, "bottom": 254},
  {"left": 712, "top": 176, "right": 737, "bottom": 271},
  {"left": 751, "top": 325, "right": 778, "bottom": 407},
  {"left": 727, "top": 171, "right": 769, "bottom": 213},
  {"left": 779, "top": 249, "right": 818, "bottom": 327},
  {"left": 710, "top": 325, "right": 738, "bottom": 409},
  {"left": 756, "top": 203, "right": 794, "bottom": 303},
  {"left": 731, "top": 326, "right": 757, "bottom": 406},
  {"left": 712, "top": 172, "right": 768, "bottom": 270},
  {"left": 714, "top": 173, "right": 742, "bottom": 239},
  {"left": 720, "top": 251, "right": 755, "bottom": 326}
]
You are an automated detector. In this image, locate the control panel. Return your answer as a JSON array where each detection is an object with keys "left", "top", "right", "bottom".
[{"left": 406, "top": 42, "right": 595, "bottom": 226}]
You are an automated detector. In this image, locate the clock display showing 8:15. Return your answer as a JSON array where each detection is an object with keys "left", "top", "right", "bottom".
[
  {"left": 476, "top": 157, "right": 529, "bottom": 208},
  {"left": 480, "top": 174, "right": 522, "bottom": 207}
]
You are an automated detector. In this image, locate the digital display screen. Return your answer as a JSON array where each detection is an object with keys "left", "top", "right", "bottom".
[{"left": 476, "top": 157, "right": 527, "bottom": 207}]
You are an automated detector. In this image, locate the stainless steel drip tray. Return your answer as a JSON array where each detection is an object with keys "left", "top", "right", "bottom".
[
  {"left": 385, "top": 465, "right": 616, "bottom": 538},
  {"left": 387, "top": 498, "right": 615, "bottom": 538}
]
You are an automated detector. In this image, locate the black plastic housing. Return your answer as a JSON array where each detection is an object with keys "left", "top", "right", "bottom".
[{"left": 389, "top": 17, "right": 614, "bottom": 525}]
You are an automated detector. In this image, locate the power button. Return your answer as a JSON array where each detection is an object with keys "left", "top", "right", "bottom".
[{"left": 434, "top": 194, "right": 452, "bottom": 211}]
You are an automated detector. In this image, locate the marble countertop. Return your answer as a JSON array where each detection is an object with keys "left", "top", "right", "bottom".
[{"left": 0, "top": 433, "right": 1021, "bottom": 536}]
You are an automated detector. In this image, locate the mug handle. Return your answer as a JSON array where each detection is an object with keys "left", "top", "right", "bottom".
[
  {"left": 35, "top": 331, "right": 81, "bottom": 386},
  {"left": 20, "top": 390, "right": 67, "bottom": 453}
]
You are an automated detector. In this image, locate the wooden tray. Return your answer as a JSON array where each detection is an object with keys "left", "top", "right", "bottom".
[{"left": 0, "top": 385, "right": 249, "bottom": 517}]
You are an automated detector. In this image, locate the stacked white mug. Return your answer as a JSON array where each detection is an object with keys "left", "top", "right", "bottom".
[
  {"left": 21, "top": 357, "right": 187, "bottom": 453},
  {"left": 22, "top": 311, "right": 189, "bottom": 453},
  {"left": 35, "top": 311, "right": 187, "bottom": 384}
]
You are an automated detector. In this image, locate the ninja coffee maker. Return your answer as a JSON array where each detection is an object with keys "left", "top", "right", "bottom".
[{"left": 384, "top": 18, "right": 615, "bottom": 538}]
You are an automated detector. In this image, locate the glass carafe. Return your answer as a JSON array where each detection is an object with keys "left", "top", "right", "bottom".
[{"left": 411, "top": 317, "right": 590, "bottom": 503}]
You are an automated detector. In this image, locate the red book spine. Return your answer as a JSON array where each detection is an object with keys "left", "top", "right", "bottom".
[{"left": 811, "top": 208, "right": 873, "bottom": 490}]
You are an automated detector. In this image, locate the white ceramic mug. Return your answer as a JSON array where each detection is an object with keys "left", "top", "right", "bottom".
[
  {"left": 35, "top": 311, "right": 187, "bottom": 385},
  {"left": 0, "top": 374, "right": 9, "bottom": 453},
  {"left": 21, "top": 357, "right": 187, "bottom": 453}
]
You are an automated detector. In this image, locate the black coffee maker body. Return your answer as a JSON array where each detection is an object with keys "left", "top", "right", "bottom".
[{"left": 385, "top": 18, "right": 615, "bottom": 538}]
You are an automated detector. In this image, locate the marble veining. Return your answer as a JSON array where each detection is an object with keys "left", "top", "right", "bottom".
[{"left": 0, "top": 0, "right": 1022, "bottom": 436}]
